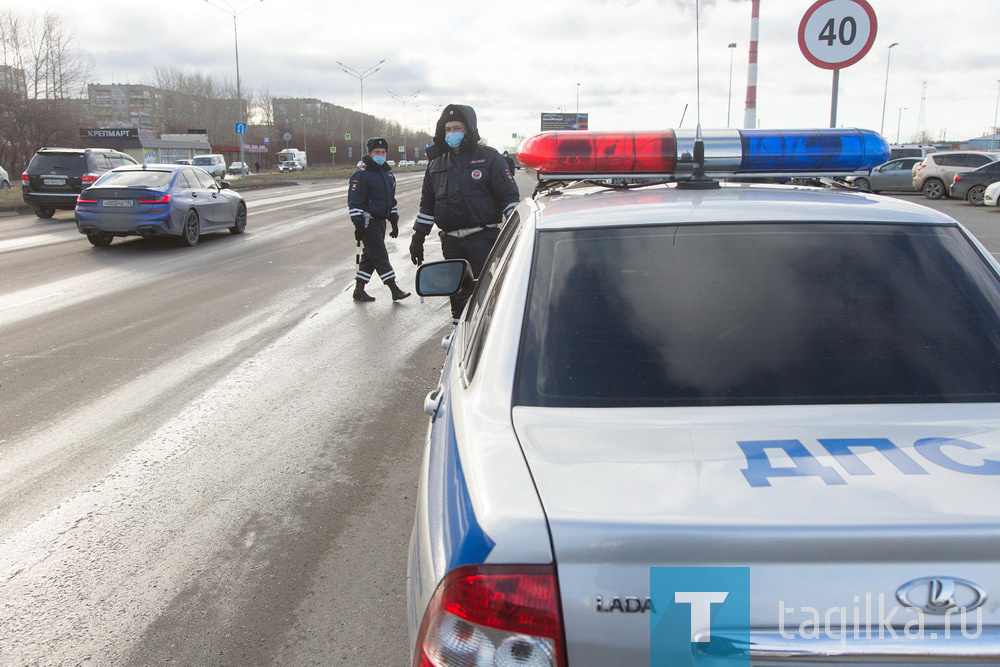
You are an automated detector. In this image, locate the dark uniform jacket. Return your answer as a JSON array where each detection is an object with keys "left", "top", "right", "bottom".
[
  {"left": 415, "top": 104, "right": 519, "bottom": 235},
  {"left": 349, "top": 155, "right": 399, "bottom": 229}
]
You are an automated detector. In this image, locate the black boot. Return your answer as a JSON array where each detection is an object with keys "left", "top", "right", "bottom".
[
  {"left": 353, "top": 279, "right": 375, "bottom": 302},
  {"left": 386, "top": 279, "right": 411, "bottom": 301}
]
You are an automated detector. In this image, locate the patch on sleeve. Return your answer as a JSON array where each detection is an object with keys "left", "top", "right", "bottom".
[{"left": 351, "top": 181, "right": 358, "bottom": 190}]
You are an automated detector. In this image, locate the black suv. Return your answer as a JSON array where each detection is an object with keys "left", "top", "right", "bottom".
[{"left": 21, "top": 147, "right": 138, "bottom": 218}]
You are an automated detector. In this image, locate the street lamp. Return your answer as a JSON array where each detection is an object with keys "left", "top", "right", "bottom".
[
  {"left": 993, "top": 80, "right": 1000, "bottom": 151},
  {"left": 727, "top": 42, "right": 737, "bottom": 127},
  {"left": 301, "top": 111, "right": 308, "bottom": 163},
  {"left": 880, "top": 42, "right": 899, "bottom": 136},
  {"left": 896, "top": 106, "right": 907, "bottom": 144},
  {"left": 338, "top": 60, "right": 385, "bottom": 157},
  {"left": 204, "top": 0, "right": 264, "bottom": 173},
  {"left": 388, "top": 89, "right": 420, "bottom": 163}
]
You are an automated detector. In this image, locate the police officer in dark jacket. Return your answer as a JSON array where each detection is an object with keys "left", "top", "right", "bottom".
[
  {"left": 409, "top": 104, "right": 519, "bottom": 324},
  {"left": 349, "top": 137, "right": 410, "bottom": 302}
]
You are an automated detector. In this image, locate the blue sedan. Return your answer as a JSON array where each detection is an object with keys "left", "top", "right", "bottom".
[{"left": 75, "top": 164, "right": 247, "bottom": 247}]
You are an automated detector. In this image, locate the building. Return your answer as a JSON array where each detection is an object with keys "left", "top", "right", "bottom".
[
  {"left": 86, "top": 84, "right": 165, "bottom": 130},
  {"left": 0, "top": 64, "right": 27, "bottom": 97}
]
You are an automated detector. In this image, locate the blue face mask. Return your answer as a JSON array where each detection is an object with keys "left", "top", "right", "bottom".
[
  {"left": 445, "top": 132, "right": 464, "bottom": 149},
  {"left": 372, "top": 155, "right": 386, "bottom": 165}
]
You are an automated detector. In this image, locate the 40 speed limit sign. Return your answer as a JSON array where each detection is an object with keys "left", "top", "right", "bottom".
[{"left": 798, "top": 0, "right": 878, "bottom": 70}]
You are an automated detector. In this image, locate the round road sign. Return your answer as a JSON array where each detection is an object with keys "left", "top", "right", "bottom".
[
  {"left": 283, "top": 131, "right": 292, "bottom": 141},
  {"left": 798, "top": 0, "right": 877, "bottom": 70}
]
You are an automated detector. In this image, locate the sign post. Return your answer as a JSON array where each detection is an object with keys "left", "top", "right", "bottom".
[{"left": 798, "top": 0, "right": 877, "bottom": 128}]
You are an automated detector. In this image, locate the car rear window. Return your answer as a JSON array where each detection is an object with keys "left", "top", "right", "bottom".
[
  {"left": 93, "top": 170, "right": 174, "bottom": 188},
  {"left": 515, "top": 223, "right": 1000, "bottom": 407},
  {"left": 27, "top": 153, "right": 86, "bottom": 175},
  {"left": 191, "top": 157, "right": 215, "bottom": 165}
]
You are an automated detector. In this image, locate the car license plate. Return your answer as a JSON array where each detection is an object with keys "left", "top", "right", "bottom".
[
  {"left": 43, "top": 178, "right": 65, "bottom": 186},
  {"left": 102, "top": 199, "right": 134, "bottom": 208}
]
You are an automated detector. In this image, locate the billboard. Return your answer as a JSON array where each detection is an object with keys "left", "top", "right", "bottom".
[{"left": 540, "top": 113, "right": 589, "bottom": 131}]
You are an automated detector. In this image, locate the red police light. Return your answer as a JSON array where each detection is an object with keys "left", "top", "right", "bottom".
[{"left": 517, "top": 131, "right": 677, "bottom": 175}]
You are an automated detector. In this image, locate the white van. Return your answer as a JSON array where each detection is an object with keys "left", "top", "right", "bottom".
[{"left": 191, "top": 154, "right": 226, "bottom": 179}]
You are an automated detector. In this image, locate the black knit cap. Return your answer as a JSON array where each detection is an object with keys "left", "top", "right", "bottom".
[{"left": 366, "top": 137, "right": 388, "bottom": 152}]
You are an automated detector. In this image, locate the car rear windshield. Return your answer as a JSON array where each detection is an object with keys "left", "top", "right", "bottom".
[
  {"left": 27, "top": 153, "right": 86, "bottom": 174},
  {"left": 93, "top": 171, "right": 173, "bottom": 188},
  {"left": 191, "top": 157, "right": 215, "bottom": 165},
  {"left": 515, "top": 223, "right": 1000, "bottom": 407}
]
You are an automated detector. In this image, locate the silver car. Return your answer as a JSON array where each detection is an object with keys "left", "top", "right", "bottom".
[
  {"left": 847, "top": 157, "right": 921, "bottom": 193},
  {"left": 407, "top": 129, "right": 1000, "bottom": 666}
]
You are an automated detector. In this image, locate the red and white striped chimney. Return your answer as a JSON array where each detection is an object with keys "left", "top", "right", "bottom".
[{"left": 743, "top": 0, "right": 760, "bottom": 129}]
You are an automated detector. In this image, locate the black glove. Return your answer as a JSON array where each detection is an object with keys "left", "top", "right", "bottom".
[
  {"left": 389, "top": 222, "right": 399, "bottom": 239},
  {"left": 354, "top": 226, "right": 365, "bottom": 242},
  {"left": 409, "top": 232, "right": 425, "bottom": 265}
]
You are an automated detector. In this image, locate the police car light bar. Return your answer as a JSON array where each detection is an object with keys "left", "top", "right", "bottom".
[{"left": 516, "top": 128, "right": 890, "bottom": 179}]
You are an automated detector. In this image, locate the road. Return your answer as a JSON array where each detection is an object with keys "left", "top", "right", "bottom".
[
  {"left": 0, "top": 178, "right": 996, "bottom": 665},
  {"left": 0, "top": 172, "right": 464, "bottom": 666}
]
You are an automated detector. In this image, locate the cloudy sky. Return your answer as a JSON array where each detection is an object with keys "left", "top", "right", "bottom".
[{"left": 17, "top": 0, "right": 1000, "bottom": 150}]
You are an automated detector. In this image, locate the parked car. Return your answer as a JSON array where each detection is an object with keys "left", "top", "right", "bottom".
[
  {"left": 983, "top": 180, "right": 1000, "bottom": 208},
  {"left": 386, "top": 160, "right": 396, "bottom": 167},
  {"left": 0, "top": 164, "right": 9, "bottom": 189},
  {"left": 227, "top": 161, "right": 250, "bottom": 176},
  {"left": 911, "top": 151, "right": 1000, "bottom": 199},
  {"left": 845, "top": 157, "right": 922, "bottom": 193},
  {"left": 190, "top": 154, "right": 226, "bottom": 179},
  {"left": 174, "top": 159, "right": 192, "bottom": 165},
  {"left": 278, "top": 160, "right": 302, "bottom": 172},
  {"left": 21, "top": 147, "right": 138, "bottom": 218},
  {"left": 74, "top": 164, "right": 246, "bottom": 247},
  {"left": 416, "top": 159, "right": 429, "bottom": 166},
  {"left": 949, "top": 160, "right": 1000, "bottom": 205}
]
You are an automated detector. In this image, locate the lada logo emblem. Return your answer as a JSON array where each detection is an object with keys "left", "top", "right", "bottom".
[{"left": 896, "top": 577, "right": 987, "bottom": 614}]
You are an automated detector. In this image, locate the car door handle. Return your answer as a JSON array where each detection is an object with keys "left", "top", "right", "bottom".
[
  {"left": 192, "top": 192, "right": 198, "bottom": 197},
  {"left": 424, "top": 387, "right": 443, "bottom": 417}
]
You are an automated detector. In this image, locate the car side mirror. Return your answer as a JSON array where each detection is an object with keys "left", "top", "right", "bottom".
[
  {"left": 219, "top": 181, "right": 231, "bottom": 190},
  {"left": 416, "top": 259, "right": 475, "bottom": 297}
]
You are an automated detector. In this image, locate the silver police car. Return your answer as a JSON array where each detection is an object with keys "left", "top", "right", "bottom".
[{"left": 407, "top": 128, "right": 1000, "bottom": 666}]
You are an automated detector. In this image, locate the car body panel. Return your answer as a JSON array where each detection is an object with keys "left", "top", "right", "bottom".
[
  {"left": 847, "top": 157, "right": 922, "bottom": 191},
  {"left": 984, "top": 180, "right": 1000, "bottom": 207}
]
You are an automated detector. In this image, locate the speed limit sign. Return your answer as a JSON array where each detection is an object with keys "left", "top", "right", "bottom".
[{"left": 798, "top": 0, "right": 878, "bottom": 70}]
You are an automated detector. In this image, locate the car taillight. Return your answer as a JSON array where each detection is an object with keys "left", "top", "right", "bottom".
[
  {"left": 915, "top": 164, "right": 925, "bottom": 171},
  {"left": 139, "top": 195, "right": 171, "bottom": 204},
  {"left": 413, "top": 564, "right": 566, "bottom": 667},
  {"left": 76, "top": 195, "right": 97, "bottom": 204},
  {"left": 21, "top": 174, "right": 28, "bottom": 184},
  {"left": 953, "top": 174, "right": 962, "bottom": 182},
  {"left": 82, "top": 173, "right": 99, "bottom": 184}
]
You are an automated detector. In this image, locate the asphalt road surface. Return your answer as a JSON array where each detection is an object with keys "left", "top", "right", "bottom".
[{"left": 0, "top": 176, "right": 996, "bottom": 665}]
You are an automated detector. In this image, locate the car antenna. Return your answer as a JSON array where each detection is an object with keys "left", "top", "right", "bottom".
[{"left": 678, "top": 0, "right": 720, "bottom": 190}]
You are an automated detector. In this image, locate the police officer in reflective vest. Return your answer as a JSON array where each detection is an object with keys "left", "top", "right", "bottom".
[
  {"left": 349, "top": 137, "right": 410, "bottom": 302},
  {"left": 409, "top": 104, "right": 519, "bottom": 324}
]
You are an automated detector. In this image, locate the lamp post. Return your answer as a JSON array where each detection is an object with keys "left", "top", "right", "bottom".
[
  {"left": 204, "top": 0, "right": 264, "bottom": 173},
  {"left": 338, "top": 60, "right": 385, "bottom": 155},
  {"left": 301, "top": 111, "right": 308, "bottom": 164},
  {"left": 388, "top": 89, "right": 420, "bottom": 163},
  {"left": 880, "top": 42, "right": 899, "bottom": 136},
  {"left": 896, "top": 107, "right": 907, "bottom": 144},
  {"left": 993, "top": 80, "right": 1000, "bottom": 151},
  {"left": 727, "top": 42, "right": 737, "bottom": 127}
]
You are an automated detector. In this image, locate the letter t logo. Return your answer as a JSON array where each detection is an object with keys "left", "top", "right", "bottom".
[{"left": 674, "top": 591, "right": 729, "bottom": 641}]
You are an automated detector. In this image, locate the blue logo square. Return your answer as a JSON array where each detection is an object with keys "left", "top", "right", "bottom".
[{"left": 650, "top": 567, "right": 751, "bottom": 666}]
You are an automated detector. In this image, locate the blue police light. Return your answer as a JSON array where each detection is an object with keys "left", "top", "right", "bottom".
[
  {"left": 740, "top": 129, "right": 888, "bottom": 172},
  {"left": 517, "top": 129, "right": 890, "bottom": 178}
]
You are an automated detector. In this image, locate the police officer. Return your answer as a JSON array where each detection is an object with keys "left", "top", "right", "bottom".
[
  {"left": 409, "top": 104, "right": 519, "bottom": 324},
  {"left": 349, "top": 137, "right": 410, "bottom": 302}
]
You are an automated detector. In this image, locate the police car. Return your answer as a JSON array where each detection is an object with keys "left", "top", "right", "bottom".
[{"left": 406, "top": 128, "right": 1000, "bottom": 666}]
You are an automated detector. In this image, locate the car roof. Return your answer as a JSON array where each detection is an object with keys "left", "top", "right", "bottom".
[
  {"left": 532, "top": 182, "right": 960, "bottom": 231},
  {"left": 109, "top": 163, "right": 183, "bottom": 172}
]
